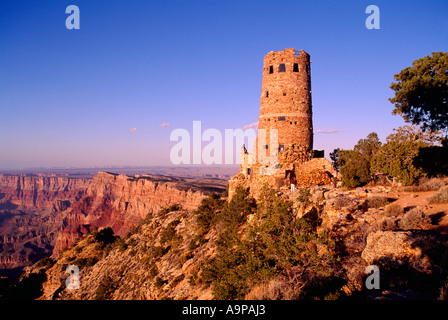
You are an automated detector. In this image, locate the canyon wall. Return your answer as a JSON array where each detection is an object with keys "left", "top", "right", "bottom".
[
  {"left": 0, "top": 174, "right": 90, "bottom": 210},
  {"left": 53, "top": 172, "right": 215, "bottom": 253},
  {"left": 0, "top": 172, "right": 226, "bottom": 274}
]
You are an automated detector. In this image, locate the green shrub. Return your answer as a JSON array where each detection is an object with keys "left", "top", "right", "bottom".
[
  {"left": 91, "top": 227, "right": 118, "bottom": 249},
  {"left": 95, "top": 276, "right": 116, "bottom": 300},
  {"left": 195, "top": 193, "right": 225, "bottom": 233},
  {"left": 160, "top": 219, "right": 181, "bottom": 245},
  {"left": 427, "top": 186, "right": 448, "bottom": 204},
  {"left": 340, "top": 150, "right": 371, "bottom": 188},
  {"left": 202, "top": 186, "right": 339, "bottom": 300},
  {"left": 36, "top": 257, "right": 55, "bottom": 269},
  {"left": 74, "top": 257, "right": 98, "bottom": 269},
  {"left": 159, "top": 204, "right": 183, "bottom": 215},
  {"left": 371, "top": 138, "right": 426, "bottom": 186},
  {"left": 217, "top": 186, "right": 255, "bottom": 230},
  {"left": 362, "top": 196, "right": 390, "bottom": 210},
  {"left": 150, "top": 245, "right": 168, "bottom": 259}
]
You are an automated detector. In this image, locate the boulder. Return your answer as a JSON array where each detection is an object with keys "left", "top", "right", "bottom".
[{"left": 361, "top": 231, "right": 436, "bottom": 274}]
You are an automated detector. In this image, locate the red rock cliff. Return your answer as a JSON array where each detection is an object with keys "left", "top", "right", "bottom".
[
  {"left": 53, "top": 172, "right": 221, "bottom": 254},
  {"left": 0, "top": 174, "right": 90, "bottom": 210}
]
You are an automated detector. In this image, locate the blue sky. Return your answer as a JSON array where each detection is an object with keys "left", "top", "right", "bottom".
[{"left": 0, "top": 0, "right": 447, "bottom": 169}]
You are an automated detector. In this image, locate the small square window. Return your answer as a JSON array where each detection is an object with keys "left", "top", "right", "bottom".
[
  {"left": 293, "top": 63, "right": 299, "bottom": 72},
  {"left": 264, "top": 144, "right": 269, "bottom": 149},
  {"left": 279, "top": 144, "right": 284, "bottom": 151},
  {"left": 279, "top": 64, "right": 286, "bottom": 72},
  {"left": 269, "top": 65, "right": 274, "bottom": 74},
  {"left": 283, "top": 92, "right": 286, "bottom": 96},
  {"left": 278, "top": 116, "right": 285, "bottom": 121}
]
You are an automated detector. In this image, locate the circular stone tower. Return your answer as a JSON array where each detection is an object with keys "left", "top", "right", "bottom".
[{"left": 256, "top": 48, "right": 313, "bottom": 154}]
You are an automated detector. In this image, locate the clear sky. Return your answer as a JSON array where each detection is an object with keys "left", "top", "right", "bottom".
[{"left": 0, "top": 0, "right": 447, "bottom": 169}]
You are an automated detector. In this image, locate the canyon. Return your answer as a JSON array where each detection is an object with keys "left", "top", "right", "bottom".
[{"left": 0, "top": 172, "right": 226, "bottom": 281}]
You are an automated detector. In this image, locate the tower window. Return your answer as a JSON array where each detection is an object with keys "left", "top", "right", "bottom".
[
  {"left": 269, "top": 65, "right": 274, "bottom": 74},
  {"left": 279, "top": 144, "right": 284, "bottom": 151},
  {"left": 305, "top": 64, "right": 309, "bottom": 75},
  {"left": 278, "top": 116, "right": 285, "bottom": 121},
  {"left": 264, "top": 145, "right": 269, "bottom": 149},
  {"left": 279, "top": 64, "right": 286, "bottom": 72},
  {"left": 283, "top": 92, "right": 286, "bottom": 96},
  {"left": 293, "top": 63, "right": 299, "bottom": 72},
  {"left": 266, "top": 91, "right": 269, "bottom": 98}
]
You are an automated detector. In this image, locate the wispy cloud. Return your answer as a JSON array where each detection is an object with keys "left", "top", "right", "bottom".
[
  {"left": 129, "top": 128, "right": 137, "bottom": 133},
  {"left": 160, "top": 123, "right": 171, "bottom": 127},
  {"left": 316, "top": 129, "right": 345, "bottom": 134},
  {"left": 242, "top": 122, "right": 258, "bottom": 130}
]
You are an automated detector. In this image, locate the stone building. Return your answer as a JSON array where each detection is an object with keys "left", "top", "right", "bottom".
[{"left": 228, "top": 48, "right": 334, "bottom": 198}]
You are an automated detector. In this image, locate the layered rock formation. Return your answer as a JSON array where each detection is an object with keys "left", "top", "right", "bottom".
[
  {"left": 0, "top": 175, "right": 90, "bottom": 279},
  {"left": 0, "top": 172, "right": 226, "bottom": 280},
  {"left": 53, "top": 172, "right": 225, "bottom": 254},
  {"left": 0, "top": 174, "right": 89, "bottom": 210}
]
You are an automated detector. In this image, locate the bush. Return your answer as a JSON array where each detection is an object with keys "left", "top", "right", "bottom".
[
  {"left": 160, "top": 219, "right": 181, "bottom": 245},
  {"left": 340, "top": 150, "right": 371, "bottom": 188},
  {"left": 202, "top": 186, "right": 339, "bottom": 300},
  {"left": 398, "top": 208, "right": 432, "bottom": 230},
  {"left": 91, "top": 227, "right": 118, "bottom": 249},
  {"left": 422, "top": 178, "right": 445, "bottom": 191},
  {"left": 36, "top": 257, "right": 55, "bottom": 269},
  {"left": 330, "top": 195, "right": 354, "bottom": 210},
  {"left": 219, "top": 186, "right": 256, "bottom": 228},
  {"left": 95, "top": 276, "right": 116, "bottom": 300},
  {"left": 159, "top": 204, "right": 183, "bottom": 215},
  {"left": 384, "top": 202, "right": 404, "bottom": 217},
  {"left": 74, "top": 257, "right": 98, "bottom": 269},
  {"left": 362, "top": 196, "right": 390, "bottom": 210},
  {"left": 150, "top": 245, "right": 169, "bottom": 259},
  {"left": 371, "top": 138, "right": 426, "bottom": 186},
  {"left": 427, "top": 186, "right": 448, "bottom": 204},
  {"left": 195, "top": 193, "right": 225, "bottom": 233}
]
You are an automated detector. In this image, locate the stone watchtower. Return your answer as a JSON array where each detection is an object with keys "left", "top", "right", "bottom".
[
  {"left": 229, "top": 48, "right": 333, "bottom": 199},
  {"left": 257, "top": 48, "right": 313, "bottom": 154}
]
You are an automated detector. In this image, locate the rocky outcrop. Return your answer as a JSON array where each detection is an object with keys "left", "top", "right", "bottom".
[
  {"left": 53, "top": 172, "right": 226, "bottom": 254},
  {"left": 362, "top": 230, "right": 436, "bottom": 274}
]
